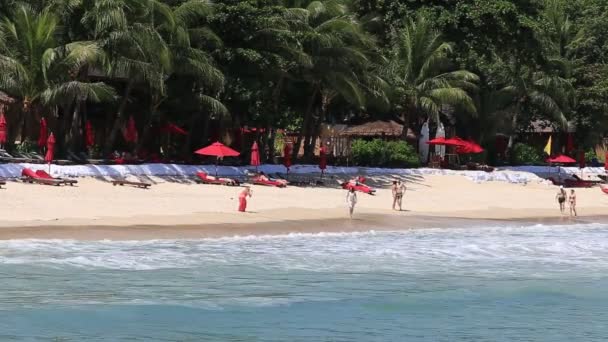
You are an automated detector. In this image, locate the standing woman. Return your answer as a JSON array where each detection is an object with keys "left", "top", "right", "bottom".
[
  {"left": 238, "top": 186, "right": 252, "bottom": 212},
  {"left": 569, "top": 189, "right": 577, "bottom": 217},
  {"left": 346, "top": 188, "right": 357, "bottom": 218}
]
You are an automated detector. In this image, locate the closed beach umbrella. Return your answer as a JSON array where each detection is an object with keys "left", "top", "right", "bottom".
[
  {"left": 0, "top": 113, "right": 7, "bottom": 146},
  {"left": 38, "top": 118, "right": 48, "bottom": 149},
  {"left": 45, "top": 133, "right": 55, "bottom": 172},
  {"left": 419, "top": 121, "right": 429, "bottom": 164},
  {"left": 605, "top": 152, "right": 608, "bottom": 171},
  {"left": 578, "top": 150, "right": 586, "bottom": 169},
  {"left": 124, "top": 116, "right": 138, "bottom": 143},
  {"left": 283, "top": 144, "right": 292, "bottom": 173},
  {"left": 435, "top": 122, "right": 445, "bottom": 158},
  {"left": 456, "top": 140, "right": 484, "bottom": 154},
  {"left": 319, "top": 146, "right": 327, "bottom": 175},
  {"left": 85, "top": 120, "right": 95, "bottom": 148},
  {"left": 195, "top": 142, "right": 240, "bottom": 175},
  {"left": 250, "top": 141, "right": 261, "bottom": 170}
]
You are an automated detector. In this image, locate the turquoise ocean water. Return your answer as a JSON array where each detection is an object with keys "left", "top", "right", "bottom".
[{"left": 1, "top": 223, "right": 607, "bottom": 341}]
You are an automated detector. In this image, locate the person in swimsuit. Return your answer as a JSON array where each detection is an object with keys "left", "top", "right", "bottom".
[
  {"left": 238, "top": 186, "right": 252, "bottom": 212},
  {"left": 392, "top": 180, "right": 407, "bottom": 211},
  {"left": 346, "top": 188, "right": 357, "bottom": 218},
  {"left": 556, "top": 186, "right": 566, "bottom": 213},
  {"left": 569, "top": 189, "right": 577, "bottom": 217}
]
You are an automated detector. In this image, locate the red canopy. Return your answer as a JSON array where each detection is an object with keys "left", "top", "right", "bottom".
[
  {"left": 161, "top": 123, "right": 187, "bottom": 135},
  {"left": 250, "top": 141, "right": 261, "bottom": 167},
  {"left": 85, "top": 120, "right": 95, "bottom": 147},
  {"left": 38, "top": 118, "right": 48, "bottom": 148},
  {"left": 283, "top": 144, "right": 292, "bottom": 172},
  {"left": 0, "top": 113, "right": 7, "bottom": 145},
  {"left": 319, "top": 146, "right": 327, "bottom": 172},
  {"left": 427, "top": 137, "right": 467, "bottom": 147},
  {"left": 124, "top": 116, "right": 138, "bottom": 143},
  {"left": 547, "top": 155, "right": 576, "bottom": 164},
  {"left": 456, "top": 140, "right": 484, "bottom": 154},
  {"left": 195, "top": 142, "right": 240, "bottom": 158},
  {"left": 45, "top": 133, "right": 55, "bottom": 163}
]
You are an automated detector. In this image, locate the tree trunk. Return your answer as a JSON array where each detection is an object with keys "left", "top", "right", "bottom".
[
  {"left": 267, "top": 126, "right": 276, "bottom": 163},
  {"left": 105, "top": 80, "right": 135, "bottom": 154},
  {"left": 293, "top": 86, "right": 318, "bottom": 161}
]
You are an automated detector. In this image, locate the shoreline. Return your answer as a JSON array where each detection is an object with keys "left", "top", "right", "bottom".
[
  {"left": 1, "top": 174, "right": 607, "bottom": 240},
  {"left": 1, "top": 210, "right": 606, "bottom": 241}
]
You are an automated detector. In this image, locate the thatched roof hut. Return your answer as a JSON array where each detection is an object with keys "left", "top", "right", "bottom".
[{"left": 339, "top": 120, "right": 416, "bottom": 140}]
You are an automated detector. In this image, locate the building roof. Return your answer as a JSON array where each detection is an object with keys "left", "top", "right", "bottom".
[{"left": 339, "top": 120, "right": 416, "bottom": 139}]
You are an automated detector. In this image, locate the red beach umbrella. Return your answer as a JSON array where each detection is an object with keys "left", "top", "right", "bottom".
[
  {"left": 38, "top": 118, "right": 48, "bottom": 149},
  {"left": 283, "top": 144, "right": 292, "bottom": 173},
  {"left": 161, "top": 123, "right": 188, "bottom": 135},
  {"left": 427, "top": 136, "right": 467, "bottom": 147},
  {"left": 546, "top": 155, "right": 576, "bottom": 164},
  {"left": 456, "top": 140, "right": 484, "bottom": 154},
  {"left": 0, "top": 113, "right": 7, "bottom": 146},
  {"left": 195, "top": 142, "right": 240, "bottom": 158},
  {"left": 85, "top": 120, "right": 95, "bottom": 148},
  {"left": 124, "top": 116, "right": 138, "bottom": 143},
  {"left": 426, "top": 137, "right": 448, "bottom": 145},
  {"left": 44, "top": 133, "right": 55, "bottom": 171},
  {"left": 194, "top": 142, "right": 240, "bottom": 176},
  {"left": 250, "top": 141, "right": 261, "bottom": 170},
  {"left": 319, "top": 146, "right": 327, "bottom": 175}
]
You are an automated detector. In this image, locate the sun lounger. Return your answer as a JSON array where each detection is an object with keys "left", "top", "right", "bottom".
[
  {"left": 21, "top": 168, "right": 65, "bottom": 186},
  {"left": 195, "top": 172, "right": 239, "bottom": 186},
  {"left": 252, "top": 175, "right": 287, "bottom": 187},
  {"left": 111, "top": 179, "right": 151, "bottom": 188},
  {"left": 35, "top": 170, "right": 78, "bottom": 185},
  {"left": 0, "top": 178, "right": 6, "bottom": 188},
  {"left": 338, "top": 179, "right": 376, "bottom": 195}
]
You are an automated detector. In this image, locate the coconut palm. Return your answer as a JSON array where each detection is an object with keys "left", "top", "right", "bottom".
[
  {"left": 385, "top": 14, "right": 478, "bottom": 137},
  {"left": 286, "top": 0, "right": 382, "bottom": 159},
  {"left": 0, "top": 5, "right": 60, "bottom": 142}
]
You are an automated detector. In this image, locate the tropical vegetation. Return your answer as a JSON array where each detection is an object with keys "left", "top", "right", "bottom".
[{"left": 0, "top": 0, "right": 606, "bottom": 165}]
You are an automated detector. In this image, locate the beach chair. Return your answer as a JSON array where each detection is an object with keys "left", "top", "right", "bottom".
[
  {"left": 339, "top": 179, "right": 376, "bottom": 195},
  {"left": 21, "top": 168, "right": 64, "bottom": 186},
  {"left": 195, "top": 172, "right": 239, "bottom": 186},
  {"left": 0, "top": 178, "right": 6, "bottom": 188},
  {"left": 252, "top": 174, "right": 287, "bottom": 187},
  {"left": 35, "top": 170, "right": 78, "bottom": 186},
  {"left": 111, "top": 179, "right": 152, "bottom": 189}
]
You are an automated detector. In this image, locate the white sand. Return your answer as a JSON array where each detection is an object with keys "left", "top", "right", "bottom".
[{"left": 0, "top": 174, "right": 605, "bottom": 239}]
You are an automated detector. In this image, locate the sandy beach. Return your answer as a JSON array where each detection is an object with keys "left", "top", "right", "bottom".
[{"left": 0, "top": 173, "right": 606, "bottom": 240}]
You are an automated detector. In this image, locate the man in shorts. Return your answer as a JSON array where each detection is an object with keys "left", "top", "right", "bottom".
[{"left": 392, "top": 180, "right": 407, "bottom": 211}]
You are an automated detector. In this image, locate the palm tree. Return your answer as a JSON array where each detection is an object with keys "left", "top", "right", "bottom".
[
  {"left": 0, "top": 5, "right": 60, "bottom": 143},
  {"left": 286, "top": 0, "right": 380, "bottom": 159},
  {"left": 384, "top": 14, "right": 478, "bottom": 138}
]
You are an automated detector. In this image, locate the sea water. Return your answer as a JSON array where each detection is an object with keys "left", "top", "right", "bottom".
[{"left": 0, "top": 223, "right": 607, "bottom": 341}]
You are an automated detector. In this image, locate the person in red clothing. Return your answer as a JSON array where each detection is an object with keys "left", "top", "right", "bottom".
[{"left": 238, "top": 186, "right": 252, "bottom": 212}]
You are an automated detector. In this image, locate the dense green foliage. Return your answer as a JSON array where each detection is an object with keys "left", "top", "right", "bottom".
[
  {"left": 351, "top": 139, "right": 419, "bottom": 167},
  {"left": 0, "top": 0, "right": 606, "bottom": 165},
  {"left": 510, "top": 143, "right": 543, "bottom": 165}
]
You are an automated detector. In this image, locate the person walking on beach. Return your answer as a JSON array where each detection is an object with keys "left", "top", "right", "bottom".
[
  {"left": 569, "top": 189, "right": 577, "bottom": 217},
  {"left": 392, "top": 180, "right": 407, "bottom": 211},
  {"left": 556, "top": 186, "right": 566, "bottom": 213},
  {"left": 238, "top": 186, "right": 252, "bottom": 212},
  {"left": 346, "top": 188, "right": 357, "bottom": 218}
]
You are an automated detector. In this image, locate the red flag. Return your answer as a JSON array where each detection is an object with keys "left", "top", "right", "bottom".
[
  {"left": 0, "top": 113, "right": 7, "bottom": 145},
  {"left": 44, "top": 133, "right": 55, "bottom": 163},
  {"left": 319, "top": 146, "right": 327, "bottom": 173},
  {"left": 85, "top": 121, "right": 95, "bottom": 147},
  {"left": 283, "top": 144, "right": 292, "bottom": 172},
  {"left": 250, "top": 141, "right": 261, "bottom": 167}
]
